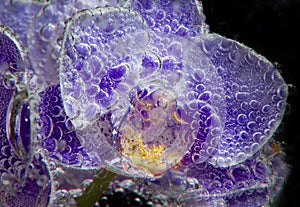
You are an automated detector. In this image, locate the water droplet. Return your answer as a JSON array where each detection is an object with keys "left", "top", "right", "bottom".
[
  {"left": 239, "top": 130, "right": 249, "bottom": 139},
  {"left": 162, "top": 56, "right": 177, "bottom": 70},
  {"left": 140, "top": 51, "right": 161, "bottom": 78},
  {"left": 6, "top": 89, "right": 32, "bottom": 159},
  {"left": 167, "top": 41, "right": 182, "bottom": 57},
  {"left": 199, "top": 91, "right": 211, "bottom": 101},
  {"left": 254, "top": 161, "right": 271, "bottom": 179},
  {"left": 36, "top": 174, "right": 49, "bottom": 187},
  {"left": 191, "top": 152, "right": 206, "bottom": 164},
  {"left": 191, "top": 68, "right": 205, "bottom": 82},
  {"left": 276, "top": 100, "right": 285, "bottom": 111},
  {"left": 155, "top": 9, "right": 166, "bottom": 21}
]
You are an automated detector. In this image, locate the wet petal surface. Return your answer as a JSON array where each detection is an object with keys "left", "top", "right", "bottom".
[{"left": 0, "top": 0, "right": 290, "bottom": 206}]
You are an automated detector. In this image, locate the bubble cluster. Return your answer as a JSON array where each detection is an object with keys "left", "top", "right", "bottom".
[
  {"left": 37, "top": 84, "right": 93, "bottom": 167},
  {"left": 196, "top": 34, "right": 288, "bottom": 167},
  {"left": 27, "top": 0, "right": 126, "bottom": 84},
  {"left": 127, "top": 0, "right": 208, "bottom": 37},
  {"left": 59, "top": 6, "right": 229, "bottom": 176}
]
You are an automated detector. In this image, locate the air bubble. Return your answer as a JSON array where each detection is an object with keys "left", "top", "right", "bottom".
[
  {"left": 247, "top": 121, "right": 257, "bottom": 130},
  {"left": 81, "top": 179, "right": 93, "bottom": 192},
  {"left": 261, "top": 104, "right": 271, "bottom": 113},
  {"left": 263, "top": 69, "right": 273, "bottom": 84},
  {"left": 39, "top": 23, "right": 55, "bottom": 41},
  {"left": 237, "top": 114, "right": 247, "bottom": 125},
  {"left": 114, "top": 188, "right": 126, "bottom": 198},
  {"left": 191, "top": 68, "right": 205, "bottom": 82},
  {"left": 191, "top": 152, "right": 206, "bottom": 164},
  {"left": 249, "top": 100, "right": 260, "bottom": 110},
  {"left": 155, "top": 9, "right": 166, "bottom": 21},
  {"left": 276, "top": 83, "right": 288, "bottom": 99},
  {"left": 2, "top": 74, "right": 16, "bottom": 89},
  {"left": 75, "top": 43, "right": 91, "bottom": 57},
  {"left": 235, "top": 92, "right": 249, "bottom": 101}
]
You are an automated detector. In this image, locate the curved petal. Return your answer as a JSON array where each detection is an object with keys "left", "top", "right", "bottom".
[
  {"left": 59, "top": 6, "right": 150, "bottom": 129},
  {"left": 116, "top": 141, "right": 288, "bottom": 206},
  {"left": 27, "top": 0, "right": 127, "bottom": 84},
  {"left": 195, "top": 33, "right": 288, "bottom": 167}
]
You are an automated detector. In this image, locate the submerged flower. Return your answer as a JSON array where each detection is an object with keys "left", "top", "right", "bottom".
[{"left": 0, "top": 0, "right": 289, "bottom": 206}]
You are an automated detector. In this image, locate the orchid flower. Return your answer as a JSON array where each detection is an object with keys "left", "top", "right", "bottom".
[{"left": 0, "top": 0, "right": 289, "bottom": 206}]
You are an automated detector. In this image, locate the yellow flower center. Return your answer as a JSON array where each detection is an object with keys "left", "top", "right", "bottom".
[{"left": 117, "top": 88, "right": 187, "bottom": 175}]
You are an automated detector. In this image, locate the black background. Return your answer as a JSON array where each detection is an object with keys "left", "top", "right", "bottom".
[{"left": 201, "top": 0, "right": 300, "bottom": 206}]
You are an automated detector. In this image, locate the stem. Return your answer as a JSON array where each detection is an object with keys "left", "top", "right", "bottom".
[{"left": 76, "top": 168, "right": 116, "bottom": 207}]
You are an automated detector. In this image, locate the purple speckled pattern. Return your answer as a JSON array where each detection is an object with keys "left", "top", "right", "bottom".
[{"left": 0, "top": 0, "right": 289, "bottom": 206}]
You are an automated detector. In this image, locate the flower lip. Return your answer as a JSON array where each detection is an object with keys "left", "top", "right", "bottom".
[{"left": 112, "top": 85, "right": 188, "bottom": 175}]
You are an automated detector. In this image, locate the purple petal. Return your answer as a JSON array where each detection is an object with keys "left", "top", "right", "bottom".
[
  {"left": 60, "top": 6, "right": 150, "bottom": 129},
  {"left": 27, "top": 0, "right": 126, "bottom": 84},
  {"left": 180, "top": 141, "right": 289, "bottom": 206},
  {"left": 196, "top": 34, "right": 288, "bottom": 167}
]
